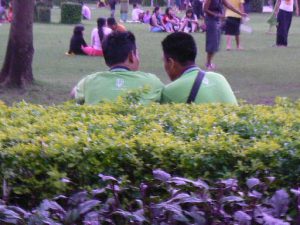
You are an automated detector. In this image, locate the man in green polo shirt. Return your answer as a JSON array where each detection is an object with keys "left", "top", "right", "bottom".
[
  {"left": 72, "top": 31, "right": 164, "bottom": 105},
  {"left": 161, "top": 32, "right": 238, "bottom": 105}
]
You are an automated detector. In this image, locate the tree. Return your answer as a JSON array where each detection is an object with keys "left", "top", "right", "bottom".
[{"left": 0, "top": 0, "right": 35, "bottom": 88}]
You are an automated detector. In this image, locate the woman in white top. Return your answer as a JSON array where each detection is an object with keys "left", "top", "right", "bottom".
[
  {"left": 274, "top": 0, "right": 294, "bottom": 46},
  {"left": 180, "top": 9, "right": 199, "bottom": 33},
  {"left": 82, "top": 18, "right": 112, "bottom": 56}
]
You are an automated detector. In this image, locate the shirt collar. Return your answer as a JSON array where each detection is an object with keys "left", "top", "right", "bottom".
[
  {"left": 110, "top": 66, "right": 131, "bottom": 72},
  {"left": 181, "top": 65, "right": 200, "bottom": 76}
]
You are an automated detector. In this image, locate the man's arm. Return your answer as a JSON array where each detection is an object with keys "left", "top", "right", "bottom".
[
  {"left": 71, "top": 78, "right": 85, "bottom": 104},
  {"left": 273, "top": 0, "right": 281, "bottom": 15}
]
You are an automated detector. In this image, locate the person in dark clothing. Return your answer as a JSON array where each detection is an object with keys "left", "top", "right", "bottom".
[
  {"left": 204, "top": 0, "right": 246, "bottom": 70},
  {"left": 108, "top": 0, "right": 117, "bottom": 17},
  {"left": 68, "top": 24, "right": 88, "bottom": 55},
  {"left": 192, "top": 0, "right": 203, "bottom": 19}
]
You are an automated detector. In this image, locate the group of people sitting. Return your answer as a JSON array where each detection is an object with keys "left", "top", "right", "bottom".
[
  {"left": 0, "top": 0, "right": 12, "bottom": 24},
  {"left": 71, "top": 31, "right": 238, "bottom": 106},
  {"left": 150, "top": 6, "right": 202, "bottom": 33},
  {"left": 67, "top": 17, "right": 126, "bottom": 56}
]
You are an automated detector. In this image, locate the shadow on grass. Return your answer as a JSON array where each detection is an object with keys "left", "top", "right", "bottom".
[{"left": 0, "top": 80, "right": 70, "bottom": 105}]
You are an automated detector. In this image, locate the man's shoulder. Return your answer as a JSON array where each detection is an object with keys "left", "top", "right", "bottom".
[
  {"left": 204, "top": 71, "right": 227, "bottom": 82},
  {"left": 91, "top": 27, "right": 98, "bottom": 34}
]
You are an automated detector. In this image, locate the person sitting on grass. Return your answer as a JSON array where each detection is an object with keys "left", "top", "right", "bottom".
[
  {"left": 162, "top": 7, "right": 181, "bottom": 32},
  {"left": 131, "top": 3, "right": 144, "bottom": 22},
  {"left": 150, "top": 6, "right": 166, "bottom": 32},
  {"left": 161, "top": 32, "right": 238, "bottom": 105},
  {"left": 0, "top": 0, "right": 7, "bottom": 23},
  {"left": 82, "top": 17, "right": 112, "bottom": 56},
  {"left": 82, "top": 2, "right": 92, "bottom": 20},
  {"left": 180, "top": 8, "right": 199, "bottom": 33},
  {"left": 107, "top": 17, "right": 127, "bottom": 32},
  {"left": 67, "top": 24, "right": 88, "bottom": 55},
  {"left": 72, "top": 31, "right": 164, "bottom": 105}
]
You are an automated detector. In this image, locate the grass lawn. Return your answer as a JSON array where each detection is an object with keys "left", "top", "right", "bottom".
[{"left": 0, "top": 5, "right": 299, "bottom": 105}]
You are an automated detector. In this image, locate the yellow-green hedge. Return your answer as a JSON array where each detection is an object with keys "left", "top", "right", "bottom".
[{"left": 0, "top": 98, "right": 299, "bottom": 206}]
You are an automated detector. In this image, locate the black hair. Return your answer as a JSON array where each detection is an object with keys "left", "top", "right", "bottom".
[
  {"left": 107, "top": 17, "right": 117, "bottom": 26},
  {"left": 73, "top": 24, "right": 84, "bottom": 38},
  {"left": 165, "top": 7, "right": 172, "bottom": 16},
  {"left": 153, "top": 6, "right": 160, "bottom": 14},
  {"left": 186, "top": 8, "right": 194, "bottom": 18},
  {"left": 133, "top": 3, "right": 137, "bottom": 8},
  {"left": 97, "top": 17, "right": 106, "bottom": 42},
  {"left": 102, "top": 31, "right": 137, "bottom": 66},
  {"left": 161, "top": 32, "right": 197, "bottom": 65}
]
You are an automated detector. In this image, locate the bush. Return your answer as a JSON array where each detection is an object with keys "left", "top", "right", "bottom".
[
  {"left": 0, "top": 170, "right": 298, "bottom": 224},
  {"left": 61, "top": 2, "right": 82, "bottom": 24},
  {"left": 250, "top": 0, "right": 263, "bottom": 12},
  {"left": 0, "top": 98, "right": 299, "bottom": 207},
  {"left": 34, "top": 5, "right": 51, "bottom": 23},
  {"left": 53, "top": 0, "right": 83, "bottom": 6}
]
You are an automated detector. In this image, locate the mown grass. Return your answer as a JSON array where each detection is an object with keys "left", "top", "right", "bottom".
[{"left": 0, "top": 5, "right": 299, "bottom": 105}]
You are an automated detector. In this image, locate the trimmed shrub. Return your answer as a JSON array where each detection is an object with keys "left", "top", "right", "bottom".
[
  {"left": 250, "top": 0, "right": 263, "bottom": 12},
  {"left": 0, "top": 98, "right": 299, "bottom": 207},
  {"left": 61, "top": 2, "right": 82, "bottom": 24},
  {"left": 54, "top": 0, "right": 83, "bottom": 6}
]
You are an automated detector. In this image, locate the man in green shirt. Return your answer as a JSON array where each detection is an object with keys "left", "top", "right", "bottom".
[
  {"left": 161, "top": 32, "right": 238, "bottom": 105},
  {"left": 72, "top": 31, "right": 164, "bottom": 105}
]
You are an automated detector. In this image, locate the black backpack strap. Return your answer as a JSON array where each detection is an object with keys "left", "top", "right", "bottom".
[{"left": 187, "top": 70, "right": 206, "bottom": 104}]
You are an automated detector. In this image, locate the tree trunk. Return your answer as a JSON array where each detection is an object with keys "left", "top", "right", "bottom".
[{"left": 0, "top": 0, "right": 35, "bottom": 88}]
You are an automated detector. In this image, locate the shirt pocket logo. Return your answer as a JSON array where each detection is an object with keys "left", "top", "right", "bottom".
[{"left": 116, "top": 78, "right": 125, "bottom": 89}]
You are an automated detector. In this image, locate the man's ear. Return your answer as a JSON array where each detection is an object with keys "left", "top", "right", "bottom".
[
  {"left": 128, "top": 51, "right": 135, "bottom": 63},
  {"left": 167, "top": 57, "right": 176, "bottom": 69}
]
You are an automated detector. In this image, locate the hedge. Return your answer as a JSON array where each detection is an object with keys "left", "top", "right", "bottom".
[
  {"left": 61, "top": 2, "right": 82, "bottom": 24},
  {"left": 0, "top": 98, "right": 299, "bottom": 207}
]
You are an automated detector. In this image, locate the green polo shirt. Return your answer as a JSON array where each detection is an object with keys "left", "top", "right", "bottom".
[
  {"left": 75, "top": 68, "right": 164, "bottom": 104},
  {"left": 161, "top": 67, "right": 238, "bottom": 105}
]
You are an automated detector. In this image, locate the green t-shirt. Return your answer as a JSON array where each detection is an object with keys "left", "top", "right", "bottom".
[
  {"left": 161, "top": 67, "right": 238, "bottom": 105},
  {"left": 75, "top": 68, "right": 164, "bottom": 104}
]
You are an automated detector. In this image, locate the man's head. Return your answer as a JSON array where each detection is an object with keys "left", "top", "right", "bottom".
[
  {"left": 161, "top": 32, "right": 197, "bottom": 81},
  {"left": 102, "top": 31, "right": 139, "bottom": 71},
  {"left": 107, "top": 17, "right": 117, "bottom": 30}
]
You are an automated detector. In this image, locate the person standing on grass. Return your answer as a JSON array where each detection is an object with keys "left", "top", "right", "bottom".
[
  {"left": 273, "top": 0, "right": 295, "bottom": 47},
  {"left": 161, "top": 32, "right": 238, "bottom": 105},
  {"left": 224, "top": 0, "right": 245, "bottom": 50},
  {"left": 72, "top": 31, "right": 164, "bottom": 105},
  {"left": 192, "top": 0, "right": 204, "bottom": 19},
  {"left": 120, "top": 0, "right": 129, "bottom": 22},
  {"left": 204, "top": 0, "right": 246, "bottom": 70},
  {"left": 108, "top": 0, "right": 117, "bottom": 18}
]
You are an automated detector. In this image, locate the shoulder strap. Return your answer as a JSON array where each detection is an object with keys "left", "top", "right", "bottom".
[{"left": 187, "top": 70, "right": 206, "bottom": 104}]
